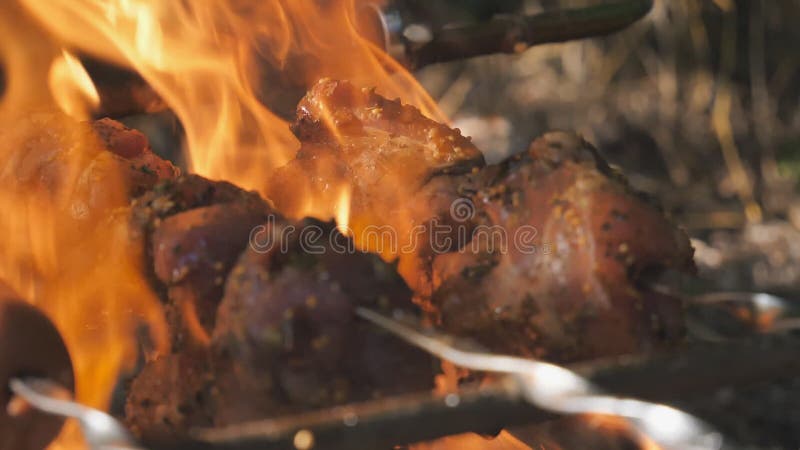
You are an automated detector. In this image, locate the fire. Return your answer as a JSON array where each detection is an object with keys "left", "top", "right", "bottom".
[
  {"left": 48, "top": 50, "right": 100, "bottom": 120},
  {"left": 413, "top": 431, "right": 533, "bottom": 450},
  {"left": 0, "top": 112, "right": 169, "bottom": 446},
  {"left": 336, "top": 185, "right": 352, "bottom": 236},
  {"left": 0, "top": 1, "right": 662, "bottom": 449},
  {"left": 1, "top": 0, "right": 443, "bottom": 446},
  {"left": 15, "top": 0, "right": 444, "bottom": 195},
  {"left": 0, "top": 2, "right": 170, "bottom": 447}
]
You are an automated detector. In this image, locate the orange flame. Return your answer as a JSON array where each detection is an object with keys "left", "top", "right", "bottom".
[
  {"left": 48, "top": 50, "right": 100, "bottom": 119},
  {"left": 0, "top": 2, "right": 170, "bottom": 447},
  {"left": 336, "top": 185, "right": 352, "bottom": 235},
  {"left": 0, "top": 111, "right": 169, "bottom": 447},
  {"left": 16, "top": 0, "right": 444, "bottom": 195},
  {"left": 1, "top": 0, "right": 448, "bottom": 448}
]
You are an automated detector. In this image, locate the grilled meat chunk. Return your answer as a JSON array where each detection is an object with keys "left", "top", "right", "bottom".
[
  {"left": 125, "top": 176, "right": 284, "bottom": 434},
  {"left": 275, "top": 81, "right": 694, "bottom": 361},
  {"left": 130, "top": 175, "right": 272, "bottom": 345},
  {"left": 131, "top": 174, "right": 274, "bottom": 347},
  {"left": 212, "top": 220, "right": 435, "bottom": 425},
  {"left": 126, "top": 220, "right": 435, "bottom": 433},
  {"left": 131, "top": 174, "right": 267, "bottom": 223},
  {"left": 90, "top": 117, "right": 178, "bottom": 191},
  {"left": 432, "top": 132, "right": 693, "bottom": 361},
  {"left": 151, "top": 202, "right": 270, "bottom": 345},
  {"left": 125, "top": 80, "right": 695, "bottom": 437},
  {"left": 0, "top": 113, "right": 178, "bottom": 228},
  {"left": 270, "top": 79, "right": 485, "bottom": 294},
  {"left": 124, "top": 352, "right": 214, "bottom": 437}
]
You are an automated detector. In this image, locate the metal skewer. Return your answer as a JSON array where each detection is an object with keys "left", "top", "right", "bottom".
[
  {"left": 9, "top": 378, "right": 142, "bottom": 450},
  {"left": 355, "top": 307, "right": 725, "bottom": 450},
  {"left": 10, "top": 290, "right": 800, "bottom": 450}
]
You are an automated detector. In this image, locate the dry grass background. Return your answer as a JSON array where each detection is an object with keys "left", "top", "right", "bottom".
[{"left": 416, "top": 0, "right": 800, "bottom": 293}]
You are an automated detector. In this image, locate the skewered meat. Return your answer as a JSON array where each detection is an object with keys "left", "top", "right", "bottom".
[
  {"left": 212, "top": 219, "right": 435, "bottom": 425},
  {"left": 273, "top": 79, "right": 694, "bottom": 361},
  {"left": 432, "top": 132, "right": 693, "bottom": 361},
  {"left": 269, "top": 79, "right": 485, "bottom": 295},
  {"left": 125, "top": 79, "right": 693, "bottom": 437},
  {"left": 130, "top": 174, "right": 274, "bottom": 347},
  {"left": 125, "top": 220, "right": 436, "bottom": 434}
]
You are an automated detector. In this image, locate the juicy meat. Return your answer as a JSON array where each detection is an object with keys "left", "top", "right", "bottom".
[
  {"left": 291, "top": 78, "right": 483, "bottom": 174},
  {"left": 269, "top": 79, "right": 485, "bottom": 294},
  {"left": 131, "top": 174, "right": 266, "bottom": 223},
  {"left": 125, "top": 80, "right": 695, "bottom": 437},
  {"left": 432, "top": 132, "right": 693, "bottom": 360},
  {"left": 126, "top": 220, "right": 435, "bottom": 433},
  {"left": 212, "top": 220, "right": 435, "bottom": 425},
  {"left": 91, "top": 118, "right": 178, "bottom": 186},
  {"left": 125, "top": 176, "right": 286, "bottom": 434},
  {"left": 131, "top": 174, "right": 274, "bottom": 347},
  {"left": 0, "top": 112, "right": 178, "bottom": 228},
  {"left": 124, "top": 352, "right": 214, "bottom": 437},
  {"left": 273, "top": 80, "right": 694, "bottom": 361},
  {"left": 152, "top": 203, "right": 270, "bottom": 345}
]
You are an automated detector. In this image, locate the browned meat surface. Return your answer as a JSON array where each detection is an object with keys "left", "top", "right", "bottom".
[
  {"left": 124, "top": 351, "right": 214, "bottom": 437},
  {"left": 125, "top": 176, "right": 283, "bottom": 433},
  {"left": 126, "top": 220, "right": 435, "bottom": 433},
  {"left": 432, "top": 132, "right": 693, "bottom": 361},
  {"left": 0, "top": 112, "right": 178, "bottom": 228},
  {"left": 212, "top": 220, "right": 435, "bottom": 425},
  {"left": 273, "top": 80, "right": 694, "bottom": 361},
  {"left": 91, "top": 118, "right": 178, "bottom": 189},
  {"left": 130, "top": 174, "right": 274, "bottom": 347},
  {"left": 124, "top": 81, "right": 694, "bottom": 436},
  {"left": 131, "top": 174, "right": 266, "bottom": 223},
  {"left": 269, "top": 79, "right": 485, "bottom": 294},
  {"left": 152, "top": 203, "right": 271, "bottom": 346}
]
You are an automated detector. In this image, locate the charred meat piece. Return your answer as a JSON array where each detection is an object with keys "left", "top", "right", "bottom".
[
  {"left": 211, "top": 219, "right": 435, "bottom": 425},
  {"left": 90, "top": 117, "right": 178, "bottom": 190},
  {"left": 270, "top": 79, "right": 485, "bottom": 294},
  {"left": 290, "top": 78, "right": 483, "bottom": 175},
  {"left": 152, "top": 202, "right": 272, "bottom": 346},
  {"left": 432, "top": 132, "right": 694, "bottom": 361},
  {"left": 124, "top": 351, "right": 214, "bottom": 437},
  {"left": 275, "top": 81, "right": 694, "bottom": 361},
  {"left": 131, "top": 174, "right": 275, "bottom": 347},
  {"left": 131, "top": 174, "right": 267, "bottom": 224},
  {"left": 0, "top": 112, "right": 177, "bottom": 228}
]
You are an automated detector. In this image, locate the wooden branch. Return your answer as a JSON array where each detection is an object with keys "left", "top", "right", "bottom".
[
  {"left": 79, "top": 1, "right": 654, "bottom": 117},
  {"left": 406, "top": 0, "right": 654, "bottom": 68}
]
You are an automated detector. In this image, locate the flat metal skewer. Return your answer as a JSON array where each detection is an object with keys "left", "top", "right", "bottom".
[
  {"left": 354, "top": 307, "right": 724, "bottom": 450},
  {"left": 12, "top": 291, "right": 800, "bottom": 450},
  {"left": 9, "top": 378, "right": 142, "bottom": 450}
]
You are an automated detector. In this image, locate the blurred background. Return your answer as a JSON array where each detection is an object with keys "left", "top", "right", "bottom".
[{"left": 413, "top": 0, "right": 800, "bottom": 296}]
